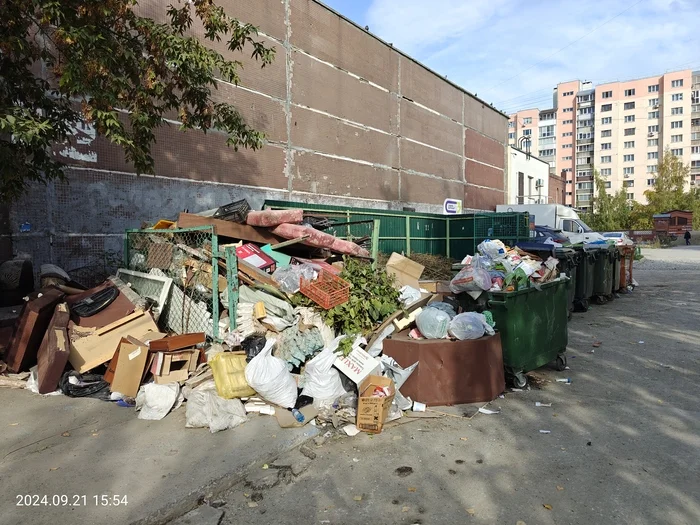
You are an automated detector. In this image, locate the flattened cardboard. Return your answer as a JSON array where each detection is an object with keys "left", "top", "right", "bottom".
[
  {"left": 274, "top": 405, "right": 319, "bottom": 428},
  {"left": 357, "top": 375, "right": 396, "bottom": 434},
  {"left": 104, "top": 331, "right": 166, "bottom": 384},
  {"left": 386, "top": 253, "right": 424, "bottom": 290}
]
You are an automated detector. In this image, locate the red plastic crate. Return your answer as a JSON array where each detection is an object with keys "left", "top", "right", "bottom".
[{"left": 300, "top": 269, "right": 350, "bottom": 309}]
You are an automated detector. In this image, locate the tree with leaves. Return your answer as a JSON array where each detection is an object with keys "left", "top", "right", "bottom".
[
  {"left": 583, "top": 169, "right": 631, "bottom": 232},
  {"left": 0, "top": 0, "right": 275, "bottom": 201}
]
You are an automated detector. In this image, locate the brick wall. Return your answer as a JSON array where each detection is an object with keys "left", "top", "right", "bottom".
[{"left": 8, "top": 0, "right": 508, "bottom": 279}]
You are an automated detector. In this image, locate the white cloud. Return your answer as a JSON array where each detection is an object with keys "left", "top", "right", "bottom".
[{"left": 366, "top": 0, "right": 700, "bottom": 113}]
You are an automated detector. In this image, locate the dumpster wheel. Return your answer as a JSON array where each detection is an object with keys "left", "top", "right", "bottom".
[
  {"left": 512, "top": 372, "right": 528, "bottom": 389},
  {"left": 555, "top": 354, "right": 567, "bottom": 371}
]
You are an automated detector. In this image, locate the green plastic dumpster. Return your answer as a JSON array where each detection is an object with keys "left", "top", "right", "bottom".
[
  {"left": 592, "top": 244, "right": 616, "bottom": 301},
  {"left": 612, "top": 247, "right": 622, "bottom": 292},
  {"left": 573, "top": 246, "right": 596, "bottom": 311},
  {"left": 487, "top": 278, "right": 569, "bottom": 388},
  {"left": 555, "top": 248, "right": 579, "bottom": 319}
]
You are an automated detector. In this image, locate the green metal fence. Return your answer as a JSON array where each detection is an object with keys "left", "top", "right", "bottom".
[
  {"left": 264, "top": 200, "right": 530, "bottom": 258},
  {"left": 124, "top": 226, "right": 225, "bottom": 340}
]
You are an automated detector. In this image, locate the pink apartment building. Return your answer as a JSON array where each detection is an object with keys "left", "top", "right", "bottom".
[{"left": 508, "top": 69, "right": 700, "bottom": 209}]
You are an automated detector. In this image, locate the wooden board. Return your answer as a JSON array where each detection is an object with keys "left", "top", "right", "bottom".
[
  {"left": 177, "top": 213, "right": 282, "bottom": 244},
  {"left": 36, "top": 303, "right": 71, "bottom": 394}
]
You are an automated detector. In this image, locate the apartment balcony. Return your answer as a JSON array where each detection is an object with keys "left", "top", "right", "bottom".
[
  {"left": 577, "top": 137, "right": 594, "bottom": 145},
  {"left": 538, "top": 119, "right": 556, "bottom": 127},
  {"left": 576, "top": 176, "right": 593, "bottom": 182}
]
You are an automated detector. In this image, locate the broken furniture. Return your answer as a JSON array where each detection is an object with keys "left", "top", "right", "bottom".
[{"left": 36, "top": 303, "right": 71, "bottom": 394}]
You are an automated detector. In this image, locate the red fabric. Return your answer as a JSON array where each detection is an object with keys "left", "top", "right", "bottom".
[
  {"left": 245, "top": 209, "right": 303, "bottom": 227},
  {"left": 270, "top": 224, "right": 370, "bottom": 257}
]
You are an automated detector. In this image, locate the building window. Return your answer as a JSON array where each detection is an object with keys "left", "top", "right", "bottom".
[
  {"left": 539, "top": 124, "right": 555, "bottom": 138},
  {"left": 627, "top": 193, "right": 634, "bottom": 200},
  {"left": 623, "top": 179, "right": 634, "bottom": 186},
  {"left": 648, "top": 138, "right": 659, "bottom": 146},
  {"left": 601, "top": 117, "right": 612, "bottom": 125},
  {"left": 672, "top": 93, "right": 683, "bottom": 101},
  {"left": 578, "top": 119, "right": 593, "bottom": 128},
  {"left": 624, "top": 89, "right": 635, "bottom": 96},
  {"left": 563, "top": 119, "right": 573, "bottom": 124},
  {"left": 601, "top": 143, "right": 611, "bottom": 150},
  {"left": 562, "top": 156, "right": 572, "bottom": 161},
  {"left": 578, "top": 107, "right": 594, "bottom": 115},
  {"left": 692, "top": 146, "right": 700, "bottom": 154},
  {"left": 604, "top": 181, "right": 612, "bottom": 188},
  {"left": 562, "top": 91, "right": 574, "bottom": 96},
  {"left": 577, "top": 170, "right": 592, "bottom": 177},
  {"left": 540, "top": 112, "right": 556, "bottom": 121},
  {"left": 671, "top": 148, "right": 683, "bottom": 156},
  {"left": 625, "top": 115, "right": 636, "bottom": 122},
  {"left": 648, "top": 152, "right": 659, "bottom": 160},
  {"left": 693, "top": 133, "right": 700, "bottom": 140},
  {"left": 562, "top": 107, "right": 573, "bottom": 113},
  {"left": 648, "top": 125, "right": 659, "bottom": 133},
  {"left": 578, "top": 132, "right": 593, "bottom": 140},
  {"left": 562, "top": 132, "right": 573, "bottom": 137},
  {"left": 671, "top": 107, "right": 683, "bottom": 115},
  {"left": 671, "top": 121, "right": 683, "bottom": 129},
  {"left": 648, "top": 111, "right": 659, "bottom": 119},
  {"left": 649, "top": 84, "right": 659, "bottom": 93},
  {"left": 647, "top": 179, "right": 656, "bottom": 186},
  {"left": 523, "top": 129, "right": 532, "bottom": 136},
  {"left": 509, "top": 132, "right": 515, "bottom": 140},
  {"left": 623, "top": 154, "right": 635, "bottom": 162},
  {"left": 671, "top": 79, "right": 683, "bottom": 88},
  {"left": 601, "top": 156, "right": 612, "bottom": 163},
  {"left": 523, "top": 117, "right": 532, "bottom": 124},
  {"left": 601, "top": 91, "right": 612, "bottom": 98},
  {"left": 601, "top": 104, "right": 612, "bottom": 112},
  {"left": 600, "top": 168, "right": 612, "bottom": 176},
  {"left": 623, "top": 167, "right": 635, "bottom": 175},
  {"left": 539, "top": 149, "right": 555, "bottom": 157},
  {"left": 691, "top": 160, "right": 700, "bottom": 168},
  {"left": 577, "top": 144, "right": 594, "bottom": 152},
  {"left": 649, "top": 98, "right": 659, "bottom": 106},
  {"left": 562, "top": 144, "right": 572, "bottom": 149},
  {"left": 693, "top": 118, "right": 700, "bottom": 126},
  {"left": 576, "top": 157, "right": 590, "bottom": 165},
  {"left": 671, "top": 134, "right": 683, "bottom": 143},
  {"left": 509, "top": 121, "right": 515, "bottom": 128},
  {"left": 624, "top": 102, "right": 635, "bottom": 110},
  {"left": 601, "top": 130, "right": 612, "bottom": 137},
  {"left": 647, "top": 165, "right": 658, "bottom": 173},
  {"left": 624, "top": 141, "right": 635, "bottom": 148},
  {"left": 624, "top": 128, "right": 636, "bottom": 136}
]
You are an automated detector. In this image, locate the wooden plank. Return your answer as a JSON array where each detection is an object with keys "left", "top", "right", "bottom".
[
  {"left": 270, "top": 236, "right": 310, "bottom": 250},
  {"left": 238, "top": 259, "right": 280, "bottom": 288},
  {"left": 177, "top": 213, "right": 282, "bottom": 244},
  {"left": 149, "top": 332, "right": 205, "bottom": 352}
]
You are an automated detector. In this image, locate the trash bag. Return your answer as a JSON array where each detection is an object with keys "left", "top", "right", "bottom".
[
  {"left": 449, "top": 265, "right": 492, "bottom": 294},
  {"left": 185, "top": 390, "right": 248, "bottom": 433},
  {"left": 244, "top": 338, "right": 298, "bottom": 408},
  {"left": 242, "top": 335, "right": 266, "bottom": 363},
  {"left": 478, "top": 239, "right": 508, "bottom": 261},
  {"left": 135, "top": 383, "right": 181, "bottom": 420},
  {"left": 209, "top": 352, "right": 256, "bottom": 399},
  {"left": 399, "top": 285, "right": 422, "bottom": 306},
  {"left": 425, "top": 301, "right": 457, "bottom": 318},
  {"left": 448, "top": 312, "right": 495, "bottom": 340},
  {"left": 416, "top": 308, "right": 450, "bottom": 339},
  {"left": 272, "top": 264, "right": 317, "bottom": 294},
  {"left": 301, "top": 337, "right": 347, "bottom": 401}
]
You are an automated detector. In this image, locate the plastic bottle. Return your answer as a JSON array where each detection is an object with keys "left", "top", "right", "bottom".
[{"left": 291, "top": 408, "right": 305, "bottom": 423}]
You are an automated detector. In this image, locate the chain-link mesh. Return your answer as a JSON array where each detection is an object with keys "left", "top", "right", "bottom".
[{"left": 124, "top": 226, "right": 219, "bottom": 339}]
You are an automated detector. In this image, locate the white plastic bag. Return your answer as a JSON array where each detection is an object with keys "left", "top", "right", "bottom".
[
  {"left": 448, "top": 312, "right": 495, "bottom": 340},
  {"left": 272, "top": 264, "right": 317, "bottom": 293},
  {"left": 244, "top": 338, "right": 298, "bottom": 408},
  {"left": 185, "top": 390, "right": 248, "bottom": 433},
  {"left": 135, "top": 383, "right": 180, "bottom": 420},
  {"left": 449, "top": 265, "right": 492, "bottom": 294},
  {"left": 478, "top": 239, "right": 508, "bottom": 260},
  {"left": 301, "top": 337, "right": 347, "bottom": 401},
  {"left": 416, "top": 308, "right": 450, "bottom": 339},
  {"left": 399, "top": 285, "right": 422, "bottom": 306}
]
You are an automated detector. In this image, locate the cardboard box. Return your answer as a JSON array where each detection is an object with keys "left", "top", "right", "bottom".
[
  {"left": 386, "top": 253, "right": 424, "bottom": 290},
  {"left": 108, "top": 337, "right": 150, "bottom": 397},
  {"left": 356, "top": 375, "right": 396, "bottom": 434},
  {"left": 419, "top": 280, "right": 452, "bottom": 294},
  {"left": 333, "top": 346, "right": 380, "bottom": 384},
  {"left": 152, "top": 349, "right": 198, "bottom": 384},
  {"left": 236, "top": 244, "right": 276, "bottom": 274}
]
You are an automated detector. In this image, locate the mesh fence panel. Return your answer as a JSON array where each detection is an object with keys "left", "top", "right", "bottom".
[{"left": 124, "top": 226, "right": 219, "bottom": 339}]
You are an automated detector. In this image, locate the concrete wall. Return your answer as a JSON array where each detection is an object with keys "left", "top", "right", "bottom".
[{"left": 7, "top": 0, "right": 507, "bottom": 281}]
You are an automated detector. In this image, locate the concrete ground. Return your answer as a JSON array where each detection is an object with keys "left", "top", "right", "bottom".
[
  {"left": 0, "top": 388, "right": 317, "bottom": 525},
  {"left": 215, "top": 260, "right": 700, "bottom": 525}
]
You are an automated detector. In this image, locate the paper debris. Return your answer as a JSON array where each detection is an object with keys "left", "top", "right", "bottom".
[
  {"left": 535, "top": 402, "right": 552, "bottom": 407},
  {"left": 61, "top": 431, "right": 70, "bottom": 437},
  {"left": 555, "top": 378, "right": 571, "bottom": 384},
  {"left": 478, "top": 407, "right": 500, "bottom": 415},
  {"left": 592, "top": 342, "right": 602, "bottom": 348},
  {"left": 343, "top": 424, "right": 361, "bottom": 437},
  {"left": 353, "top": 495, "right": 363, "bottom": 502},
  {"left": 539, "top": 430, "right": 551, "bottom": 434},
  {"left": 261, "top": 464, "right": 269, "bottom": 470},
  {"left": 402, "top": 506, "right": 410, "bottom": 512},
  {"left": 466, "top": 508, "right": 476, "bottom": 515},
  {"left": 408, "top": 487, "right": 417, "bottom": 492},
  {"left": 248, "top": 502, "right": 258, "bottom": 508},
  {"left": 556, "top": 486, "right": 564, "bottom": 491},
  {"left": 543, "top": 504, "right": 553, "bottom": 510}
]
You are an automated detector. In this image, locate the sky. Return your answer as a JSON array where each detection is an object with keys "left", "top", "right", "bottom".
[{"left": 321, "top": 0, "right": 700, "bottom": 115}]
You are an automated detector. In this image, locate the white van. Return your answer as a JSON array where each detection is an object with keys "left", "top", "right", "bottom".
[{"left": 495, "top": 204, "right": 606, "bottom": 244}]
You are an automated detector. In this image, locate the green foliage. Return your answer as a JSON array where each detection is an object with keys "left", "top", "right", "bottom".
[
  {"left": 583, "top": 169, "right": 631, "bottom": 232},
  {"left": 321, "top": 257, "right": 401, "bottom": 338},
  {"left": 336, "top": 336, "right": 354, "bottom": 357},
  {"left": 1, "top": 0, "right": 274, "bottom": 200}
]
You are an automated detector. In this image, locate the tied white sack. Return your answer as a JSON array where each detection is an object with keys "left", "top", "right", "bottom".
[
  {"left": 416, "top": 308, "right": 450, "bottom": 339},
  {"left": 448, "top": 312, "right": 495, "bottom": 340},
  {"left": 301, "top": 336, "right": 347, "bottom": 402},
  {"left": 185, "top": 390, "right": 248, "bottom": 433},
  {"left": 399, "top": 285, "right": 422, "bottom": 307},
  {"left": 135, "top": 383, "right": 181, "bottom": 421},
  {"left": 244, "top": 338, "right": 298, "bottom": 408},
  {"left": 478, "top": 239, "right": 508, "bottom": 261}
]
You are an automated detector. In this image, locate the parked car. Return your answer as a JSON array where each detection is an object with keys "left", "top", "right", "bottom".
[
  {"left": 532, "top": 226, "right": 571, "bottom": 245},
  {"left": 603, "top": 232, "right": 634, "bottom": 246}
]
